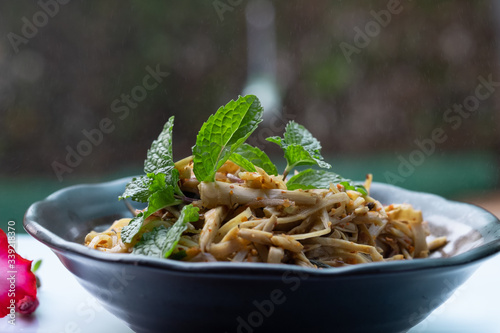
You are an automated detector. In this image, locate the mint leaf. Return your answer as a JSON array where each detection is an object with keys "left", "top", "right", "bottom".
[
  {"left": 162, "top": 204, "right": 199, "bottom": 258},
  {"left": 192, "top": 95, "right": 264, "bottom": 182},
  {"left": 233, "top": 143, "right": 278, "bottom": 175},
  {"left": 121, "top": 212, "right": 145, "bottom": 244},
  {"left": 340, "top": 181, "right": 368, "bottom": 196},
  {"left": 119, "top": 176, "right": 151, "bottom": 202},
  {"left": 265, "top": 136, "right": 282, "bottom": 146},
  {"left": 266, "top": 121, "right": 331, "bottom": 178},
  {"left": 131, "top": 205, "right": 200, "bottom": 258},
  {"left": 286, "top": 169, "right": 345, "bottom": 190},
  {"left": 286, "top": 169, "right": 368, "bottom": 195},
  {"left": 144, "top": 116, "right": 175, "bottom": 174},
  {"left": 121, "top": 169, "right": 182, "bottom": 209},
  {"left": 121, "top": 171, "right": 182, "bottom": 244},
  {"left": 144, "top": 171, "right": 182, "bottom": 217},
  {"left": 229, "top": 153, "right": 257, "bottom": 172},
  {"left": 132, "top": 225, "right": 169, "bottom": 257},
  {"left": 284, "top": 145, "right": 321, "bottom": 168}
]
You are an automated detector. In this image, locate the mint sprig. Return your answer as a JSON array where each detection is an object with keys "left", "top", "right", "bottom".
[
  {"left": 120, "top": 116, "right": 183, "bottom": 244},
  {"left": 132, "top": 204, "right": 200, "bottom": 258},
  {"left": 267, "top": 121, "right": 331, "bottom": 179},
  {"left": 192, "top": 95, "right": 264, "bottom": 182}
]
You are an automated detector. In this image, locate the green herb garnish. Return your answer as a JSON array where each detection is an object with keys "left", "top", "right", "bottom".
[
  {"left": 120, "top": 117, "right": 183, "bottom": 244},
  {"left": 228, "top": 152, "right": 257, "bottom": 172},
  {"left": 119, "top": 94, "right": 369, "bottom": 254},
  {"left": 144, "top": 116, "right": 176, "bottom": 174},
  {"left": 132, "top": 225, "right": 168, "bottom": 257},
  {"left": 339, "top": 181, "right": 368, "bottom": 196},
  {"left": 230, "top": 143, "right": 278, "bottom": 175},
  {"left": 266, "top": 121, "right": 331, "bottom": 179},
  {"left": 192, "top": 95, "right": 263, "bottom": 182},
  {"left": 286, "top": 169, "right": 368, "bottom": 195},
  {"left": 132, "top": 204, "right": 199, "bottom": 258},
  {"left": 286, "top": 169, "right": 345, "bottom": 190}
]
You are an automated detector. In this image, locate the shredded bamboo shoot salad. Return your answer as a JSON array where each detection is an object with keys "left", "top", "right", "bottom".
[{"left": 84, "top": 95, "right": 447, "bottom": 268}]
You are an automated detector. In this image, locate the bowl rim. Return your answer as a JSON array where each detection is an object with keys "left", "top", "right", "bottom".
[{"left": 23, "top": 177, "right": 500, "bottom": 277}]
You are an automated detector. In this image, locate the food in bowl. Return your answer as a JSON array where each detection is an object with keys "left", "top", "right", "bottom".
[
  {"left": 84, "top": 95, "right": 446, "bottom": 267},
  {"left": 24, "top": 176, "right": 500, "bottom": 333}
]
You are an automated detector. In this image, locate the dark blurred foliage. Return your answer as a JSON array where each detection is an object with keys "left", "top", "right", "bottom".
[{"left": 0, "top": 0, "right": 498, "bottom": 181}]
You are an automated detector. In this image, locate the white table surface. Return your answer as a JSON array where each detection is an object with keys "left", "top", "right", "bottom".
[{"left": 2, "top": 235, "right": 500, "bottom": 333}]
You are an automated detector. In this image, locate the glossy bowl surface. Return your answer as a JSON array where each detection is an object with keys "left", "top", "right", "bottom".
[{"left": 24, "top": 178, "right": 500, "bottom": 333}]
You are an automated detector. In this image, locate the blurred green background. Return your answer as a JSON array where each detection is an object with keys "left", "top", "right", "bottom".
[{"left": 1, "top": 0, "right": 499, "bottom": 233}]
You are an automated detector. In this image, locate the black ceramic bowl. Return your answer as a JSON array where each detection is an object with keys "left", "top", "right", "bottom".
[{"left": 24, "top": 178, "right": 500, "bottom": 333}]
